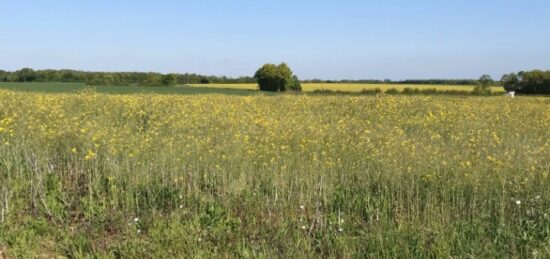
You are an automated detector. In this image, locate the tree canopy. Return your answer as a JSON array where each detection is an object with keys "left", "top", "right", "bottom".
[
  {"left": 254, "top": 63, "right": 301, "bottom": 92},
  {"left": 472, "top": 74, "right": 493, "bottom": 95},
  {"left": 478, "top": 74, "right": 493, "bottom": 88},
  {"left": 0, "top": 68, "right": 257, "bottom": 86},
  {"left": 501, "top": 70, "right": 550, "bottom": 94}
]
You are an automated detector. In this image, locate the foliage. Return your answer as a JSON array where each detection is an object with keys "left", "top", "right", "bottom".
[
  {"left": 472, "top": 74, "right": 493, "bottom": 95},
  {"left": 478, "top": 74, "right": 494, "bottom": 88},
  {"left": 0, "top": 68, "right": 257, "bottom": 86},
  {"left": 254, "top": 63, "right": 302, "bottom": 92},
  {"left": 502, "top": 70, "right": 550, "bottom": 95},
  {"left": 289, "top": 75, "right": 302, "bottom": 91},
  {"left": 302, "top": 78, "right": 480, "bottom": 85},
  {"left": 160, "top": 74, "right": 178, "bottom": 86}
]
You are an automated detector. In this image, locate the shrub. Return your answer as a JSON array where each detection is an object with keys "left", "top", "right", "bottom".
[
  {"left": 385, "top": 88, "right": 400, "bottom": 95},
  {"left": 254, "top": 63, "right": 301, "bottom": 92}
]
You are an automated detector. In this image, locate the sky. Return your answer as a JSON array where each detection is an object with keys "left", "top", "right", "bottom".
[{"left": 1, "top": 0, "right": 549, "bottom": 80}]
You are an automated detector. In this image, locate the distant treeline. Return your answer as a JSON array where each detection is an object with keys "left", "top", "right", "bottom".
[
  {"left": 0, "top": 68, "right": 485, "bottom": 86},
  {"left": 0, "top": 68, "right": 256, "bottom": 86},
  {"left": 302, "top": 79, "right": 480, "bottom": 85},
  {"left": 2, "top": 68, "right": 548, "bottom": 95},
  {"left": 502, "top": 70, "right": 550, "bottom": 95}
]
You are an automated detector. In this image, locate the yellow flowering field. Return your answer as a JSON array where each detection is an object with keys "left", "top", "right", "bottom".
[
  {"left": 188, "top": 83, "right": 505, "bottom": 92},
  {"left": 0, "top": 89, "right": 549, "bottom": 257}
]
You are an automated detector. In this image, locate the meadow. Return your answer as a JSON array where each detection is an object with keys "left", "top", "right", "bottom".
[
  {"left": 0, "top": 82, "right": 258, "bottom": 96},
  {"left": 0, "top": 89, "right": 549, "bottom": 257}
]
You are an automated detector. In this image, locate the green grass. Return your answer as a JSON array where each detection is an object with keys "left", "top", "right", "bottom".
[{"left": 0, "top": 82, "right": 260, "bottom": 96}]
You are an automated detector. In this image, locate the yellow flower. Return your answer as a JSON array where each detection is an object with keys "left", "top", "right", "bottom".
[{"left": 84, "top": 149, "right": 96, "bottom": 160}]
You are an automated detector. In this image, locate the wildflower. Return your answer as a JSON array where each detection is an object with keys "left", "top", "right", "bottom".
[
  {"left": 299, "top": 205, "right": 305, "bottom": 210},
  {"left": 84, "top": 149, "right": 95, "bottom": 160},
  {"left": 134, "top": 217, "right": 139, "bottom": 223},
  {"left": 515, "top": 200, "right": 521, "bottom": 205}
]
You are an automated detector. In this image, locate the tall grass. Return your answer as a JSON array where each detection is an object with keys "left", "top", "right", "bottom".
[{"left": 0, "top": 89, "right": 548, "bottom": 257}]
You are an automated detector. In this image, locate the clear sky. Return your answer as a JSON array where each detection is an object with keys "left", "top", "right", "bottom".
[{"left": 1, "top": 0, "right": 549, "bottom": 80}]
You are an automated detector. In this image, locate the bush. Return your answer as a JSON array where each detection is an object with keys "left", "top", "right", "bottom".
[
  {"left": 254, "top": 63, "right": 301, "bottom": 92},
  {"left": 472, "top": 85, "right": 492, "bottom": 95},
  {"left": 385, "top": 88, "right": 400, "bottom": 95},
  {"left": 359, "top": 88, "right": 382, "bottom": 95}
]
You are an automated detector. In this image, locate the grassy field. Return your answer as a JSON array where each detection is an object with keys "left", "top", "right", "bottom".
[
  {"left": 189, "top": 83, "right": 505, "bottom": 93},
  {"left": 0, "top": 89, "right": 548, "bottom": 257},
  {"left": 0, "top": 82, "right": 259, "bottom": 96}
]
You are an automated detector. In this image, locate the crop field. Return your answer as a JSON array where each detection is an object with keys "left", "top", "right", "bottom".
[
  {"left": 0, "top": 82, "right": 505, "bottom": 95},
  {"left": 0, "top": 82, "right": 258, "bottom": 96},
  {"left": 0, "top": 89, "right": 549, "bottom": 257},
  {"left": 189, "top": 83, "right": 505, "bottom": 93}
]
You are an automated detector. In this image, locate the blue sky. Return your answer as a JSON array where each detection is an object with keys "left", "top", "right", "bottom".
[{"left": 1, "top": 0, "right": 549, "bottom": 80}]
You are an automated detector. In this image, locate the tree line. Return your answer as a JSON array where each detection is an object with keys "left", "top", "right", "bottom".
[
  {"left": 0, "top": 68, "right": 485, "bottom": 87},
  {"left": 2, "top": 67, "right": 548, "bottom": 94},
  {"left": 0, "top": 68, "right": 256, "bottom": 86},
  {"left": 501, "top": 70, "right": 550, "bottom": 95},
  {"left": 302, "top": 79, "right": 480, "bottom": 85}
]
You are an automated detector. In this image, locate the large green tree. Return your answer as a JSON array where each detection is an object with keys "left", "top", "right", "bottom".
[
  {"left": 501, "top": 70, "right": 550, "bottom": 94},
  {"left": 501, "top": 73, "right": 519, "bottom": 92},
  {"left": 160, "top": 74, "right": 178, "bottom": 86},
  {"left": 254, "top": 63, "right": 301, "bottom": 92},
  {"left": 473, "top": 74, "right": 493, "bottom": 95}
]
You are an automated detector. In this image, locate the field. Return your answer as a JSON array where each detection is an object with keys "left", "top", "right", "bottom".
[
  {"left": 0, "top": 89, "right": 549, "bottom": 257},
  {"left": 0, "top": 82, "right": 505, "bottom": 96},
  {"left": 0, "top": 82, "right": 258, "bottom": 96},
  {"left": 189, "top": 83, "right": 505, "bottom": 93}
]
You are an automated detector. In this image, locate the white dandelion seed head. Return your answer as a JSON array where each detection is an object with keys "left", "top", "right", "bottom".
[
  {"left": 134, "top": 217, "right": 139, "bottom": 222},
  {"left": 299, "top": 205, "right": 305, "bottom": 210},
  {"left": 516, "top": 200, "right": 521, "bottom": 205}
]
